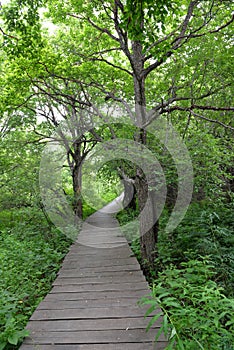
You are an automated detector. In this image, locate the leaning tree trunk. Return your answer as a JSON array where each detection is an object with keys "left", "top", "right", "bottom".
[
  {"left": 118, "top": 168, "right": 137, "bottom": 210},
  {"left": 122, "top": 178, "right": 137, "bottom": 211}
]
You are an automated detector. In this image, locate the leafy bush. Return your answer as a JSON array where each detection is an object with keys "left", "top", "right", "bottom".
[
  {"left": 157, "top": 202, "right": 234, "bottom": 296},
  {"left": 82, "top": 200, "right": 96, "bottom": 219},
  {"left": 0, "top": 210, "right": 72, "bottom": 349},
  {"left": 141, "top": 258, "right": 234, "bottom": 350},
  {"left": 116, "top": 208, "right": 141, "bottom": 260}
]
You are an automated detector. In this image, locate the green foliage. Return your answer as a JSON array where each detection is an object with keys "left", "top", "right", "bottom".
[
  {"left": 157, "top": 202, "right": 234, "bottom": 297},
  {"left": 186, "top": 133, "right": 234, "bottom": 201},
  {"left": 82, "top": 158, "right": 124, "bottom": 212},
  {"left": 96, "top": 163, "right": 123, "bottom": 203},
  {"left": 120, "top": 0, "right": 183, "bottom": 43},
  {"left": 117, "top": 208, "right": 140, "bottom": 248},
  {"left": 0, "top": 130, "right": 43, "bottom": 212},
  {"left": 82, "top": 200, "right": 96, "bottom": 219},
  {"left": 0, "top": 209, "right": 71, "bottom": 349},
  {"left": 2, "top": 0, "right": 44, "bottom": 57},
  {"left": 141, "top": 258, "right": 234, "bottom": 350}
]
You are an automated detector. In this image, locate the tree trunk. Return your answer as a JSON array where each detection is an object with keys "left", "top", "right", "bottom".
[
  {"left": 131, "top": 40, "right": 159, "bottom": 272},
  {"left": 122, "top": 178, "right": 137, "bottom": 210},
  {"left": 135, "top": 168, "right": 159, "bottom": 273},
  {"left": 72, "top": 163, "right": 82, "bottom": 220},
  {"left": 70, "top": 141, "right": 83, "bottom": 221}
]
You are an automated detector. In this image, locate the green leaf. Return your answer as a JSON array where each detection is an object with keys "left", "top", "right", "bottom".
[
  {"left": 155, "top": 325, "right": 164, "bottom": 342},
  {"left": 0, "top": 343, "right": 7, "bottom": 350},
  {"left": 226, "top": 319, "right": 234, "bottom": 326},
  {"left": 8, "top": 333, "right": 19, "bottom": 345},
  {"left": 144, "top": 304, "right": 156, "bottom": 317},
  {"left": 163, "top": 314, "right": 168, "bottom": 334},
  {"left": 146, "top": 312, "right": 163, "bottom": 332},
  {"left": 164, "top": 301, "right": 181, "bottom": 308},
  {"left": 177, "top": 337, "right": 185, "bottom": 350},
  {"left": 158, "top": 292, "right": 171, "bottom": 299},
  {"left": 169, "top": 326, "right": 177, "bottom": 339}
]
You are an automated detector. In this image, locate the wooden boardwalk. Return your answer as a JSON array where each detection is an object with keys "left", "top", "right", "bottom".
[{"left": 20, "top": 200, "right": 167, "bottom": 349}]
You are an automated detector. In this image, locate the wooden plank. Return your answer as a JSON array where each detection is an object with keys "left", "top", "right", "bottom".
[
  {"left": 58, "top": 265, "right": 141, "bottom": 275},
  {"left": 61, "top": 262, "right": 140, "bottom": 269},
  {"left": 78, "top": 236, "right": 125, "bottom": 241},
  {"left": 37, "top": 298, "right": 139, "bottom": 310},
  {"left": 65, "top": 251, "right": 132, "bottom": 259},
  {"left": 77, "top": 236, "right": 126, "bottom": 242},
  {"left": 44, "top": 290, "right": 149, "bottom": 301},
  {"left": 52, "top": 274, "right": 146, "bottom": 285},
  {"left": 37, "top": 299, "right": 156, "bottom": 312},
  {"left": 66, "top": 251, "right": 133, "bottom": 259},
  {"left": 51, "top": 281, "right": 149, "bottom": 293},
  {"left": 20, "top": 343, "right": 166, "bottom": 350},
  {"left": 63, "top": 252, "right": 135, "bottom": 260},
  {"left": 60, "top": 264, "right": 139, "bottom": 273},
  {"left": 62, "top": 257, "right": 138, "bottom": 268},
  {"left": 23, "top": 329, "right": 165, "bottom": 344},
  {"left": 63, "top": 255, "right": 135, "bottom": 262},
  {"left": 69, "top": 242, "right": 129, "bottom": 249},
  {"left": 59, "top": 267, "right": 140, "bottom": 274},
  {"left": 76, "top": 243, "right": 128, "bottom": 248},
  {"left": 30, "top": 306, "right": 155, "bottom": 320},
  {"left": 57, "top": 270, "right": 145, "bottom": 281},
  {"left": 26, "top": 317, "right": 161, "bottom": 331},
  {"left": 57, "top": 270, "right": 143, "bottom": 279}
]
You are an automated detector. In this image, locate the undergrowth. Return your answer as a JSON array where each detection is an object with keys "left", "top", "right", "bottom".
[
  {"left": 140, "top": 257, "right": 234, "bottom": 350},
  {"left": 0, "top": 208, "right": 72, "bottom": 349},
  {"left": 117, "top": 201, "right": 234, "bottom": 349},
  {"left": 157, "top": 201, "right": 234, "bottom": 297}
]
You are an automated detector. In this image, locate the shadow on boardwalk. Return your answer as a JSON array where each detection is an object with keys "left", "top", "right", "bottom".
[{"left": 20, "top": 198, "right": 167, "bottom": 349}]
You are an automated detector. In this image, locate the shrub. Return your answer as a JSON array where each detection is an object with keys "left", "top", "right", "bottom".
[
  {"left": 157, "top": 202, "right": 234, "bottom": 297},
  {"left": 0, "top": 211, "right": 72, "bottom": 349},
  {"left": 141, "top": 257, "right": 234, "bottom": 350}
]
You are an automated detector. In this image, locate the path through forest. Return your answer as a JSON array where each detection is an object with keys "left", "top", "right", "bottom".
[{"left": 20, "top": 198, "right": 167, "bottom": 349}]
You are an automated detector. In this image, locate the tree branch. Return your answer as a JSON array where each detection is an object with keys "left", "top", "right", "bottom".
[
  {"left": 112, "top": 1, "right": 134, "bottom": 68},
  {"left": 143, "top": 2, "right": 233, "bottom": 78},
  {"left": 189, "top": 110, "right": 234, "bottom": 131},
  {"left": 0, "top": 26, "right": 18, "bottom": 40},
  {"left": 192, "top": 105, "right": 234, "bottom": 112},
  {"left": 88, "top": 56, "right": 132, "bottom": 76},
  {"left": 144, "top": 101, "right": 234, "bottom": 130},
  {"left": 66, "top": 13, "right": 120, "bottom": 43},
  {"left": 172, "top": 0, "right": 199, "bottom": 50},
  {"left": 142, "top": 1, "right": 198, "bottom": 77},
  {"left": 144, "top": 25, "right": 180, "bottom": 61},
  {"left": 172, "top": 13, "right": 234, "bottom": 42}
]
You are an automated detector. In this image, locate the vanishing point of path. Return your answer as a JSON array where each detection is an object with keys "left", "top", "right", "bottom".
[{"left": 20, "top": 198, "right": 167, "bottom": 349}]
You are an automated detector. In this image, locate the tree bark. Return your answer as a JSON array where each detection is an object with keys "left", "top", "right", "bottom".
[
  {"left": 135, "top": 167, "right": 159, "bottom": 272},
  {"left": 122, "top": 178, "right": 137, "bottom": 210},
  {"left": 72, "top": 163, "right": 82, "bottom": 220},
  {"left": 131, "top": 39, "right": 159, "bottom": 271},
  {"left": 69, "top": 140, "right": 83, "bottom": 221}
]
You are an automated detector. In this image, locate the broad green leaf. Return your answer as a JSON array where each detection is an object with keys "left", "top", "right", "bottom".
[
  {"left": 8, "top": 333, "right": 19, "bottom": 345},
  {"left": 0, "top": 343, "right": 7, "bottom": 350}
]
